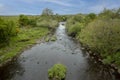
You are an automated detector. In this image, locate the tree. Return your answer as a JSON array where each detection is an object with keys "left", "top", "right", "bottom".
[{"left": 42, "top": 8, "right": 53, "bottom": 16}]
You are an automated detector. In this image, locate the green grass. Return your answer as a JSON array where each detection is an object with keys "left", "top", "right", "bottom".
[{"left": 0, "top": 27, "right": 49, "bottom": 64}]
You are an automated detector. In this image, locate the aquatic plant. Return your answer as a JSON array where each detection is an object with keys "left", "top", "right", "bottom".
[{"left": 48, "top": 64, "right": 67, "bottom": 80}]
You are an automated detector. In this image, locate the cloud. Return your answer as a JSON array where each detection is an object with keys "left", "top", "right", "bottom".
[
  {"left": 44, "top": 0, "right": 73, "bottom": 7},
  {"left": 22, "top": 0, "right": 73, "bottom": 7},
  {"left": 0, "top": 0, "right": 120, "bottom": 15}
]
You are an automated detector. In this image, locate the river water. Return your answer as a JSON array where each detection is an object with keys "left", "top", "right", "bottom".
[{"left": 0, "top": 22, "right": 114, "bottom": 80}]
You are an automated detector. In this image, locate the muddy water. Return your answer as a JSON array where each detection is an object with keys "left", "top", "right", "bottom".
[{"left": 0, "top": 22, "right": 113, "bottom": 80}]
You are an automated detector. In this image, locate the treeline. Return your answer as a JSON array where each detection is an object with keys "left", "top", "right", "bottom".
[{"left": 66, "top": 8, "right": 120, "bottom": 68}]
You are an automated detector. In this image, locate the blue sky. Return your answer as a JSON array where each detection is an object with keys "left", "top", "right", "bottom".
[{"left": 0, "top": 0, "right": 120, "bottom": 15}]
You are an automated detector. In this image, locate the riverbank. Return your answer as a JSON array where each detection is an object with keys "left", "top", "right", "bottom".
[
  {"left": 0, "top": 27, "right": 49, "bottom": 67},
  {"left": 65, "top": 10, "right": 120, "bottom": 79}
]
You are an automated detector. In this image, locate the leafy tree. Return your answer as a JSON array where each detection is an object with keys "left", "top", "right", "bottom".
[{"left": 42, "top": 8, "right": 53, "bottom": 16}]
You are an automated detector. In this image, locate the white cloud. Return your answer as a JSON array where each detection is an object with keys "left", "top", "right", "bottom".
[
  {"left": 44, "top": 0, "right": 72, "bottom": 7},
  {"left": 22, "top": 0, "right": 73, "bottom": 7}
]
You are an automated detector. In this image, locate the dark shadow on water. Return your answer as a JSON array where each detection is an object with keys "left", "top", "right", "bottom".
[
  {"left": 85, "top": 58, "right": 114, "bottom": 80},
  {"left": 0, "top": 59, "right": 24, "bottom": 80}
]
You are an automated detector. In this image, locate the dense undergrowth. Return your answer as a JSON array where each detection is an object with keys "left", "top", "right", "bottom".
[{"left": 66, "top": 8, "right": 120, "bottom": 68}]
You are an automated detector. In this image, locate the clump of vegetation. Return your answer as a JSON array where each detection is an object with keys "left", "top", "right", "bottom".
[
  {"left": 50, "top": 35, "right": 57, "bottom": 41},
  {"left": 66, "top": 14, "right": 88, "bottom": 37},
  {"left": 48, "top": 64, "right": 67, "bottom": 80},
  {"left": 36, "top": 8, "right": 59, "bottom": 31},
  {"left": 19, "top": 14, "right": 36, "bottom": 27},
  {"left": 19, "top": 14, "right": 29, "bottom": 27},
  {"left": 45, "top": 35, "right": 57, "bottom": 42},
  {"left": 67, "top": 22, "right": 82, "bottom": 37},
  {"left": 0, "top": 18, "right": 17, "bottom": 46},
  {"left": 45, "top": 36, "right": 50, "bottom": 42}
]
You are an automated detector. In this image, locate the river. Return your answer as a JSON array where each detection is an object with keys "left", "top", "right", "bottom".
[{"left": 0, "top": 22, "right": 114, "bottom": 80}]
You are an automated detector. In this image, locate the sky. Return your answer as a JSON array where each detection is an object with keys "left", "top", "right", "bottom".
[{"left": 0, "top": 0, "right": 120, "bottom": 15}]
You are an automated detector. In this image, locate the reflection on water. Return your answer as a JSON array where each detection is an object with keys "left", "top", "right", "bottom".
[
  {"left": 0, "top": 59, "right": 24, "bottom": 80},
  {"left": 0, "top": 22, "right": 114, "bottom": 80}
]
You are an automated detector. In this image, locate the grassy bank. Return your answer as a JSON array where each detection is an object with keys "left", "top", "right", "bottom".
[{"left": 0, "top": 27, "right": 49, "bottom": 64}]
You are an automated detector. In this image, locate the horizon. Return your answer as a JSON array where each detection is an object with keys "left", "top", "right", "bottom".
[{"left": 0, "top": 0, "right": 120, "bottom": 15}]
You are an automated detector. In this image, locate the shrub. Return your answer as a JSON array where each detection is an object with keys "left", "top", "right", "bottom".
[
  {"left": 37, "top": 17, "right": 58, "bottom": 30},
  {"left": 0, "top": 18, "right": 16, "bottom": 45},
  {"left": 48, "top": 64, "right": 67, "bottom": 80},
  {"left": 79, "top": 19, "right": 120, "bottom": 66},
  {"left": 67, "top": 22, "right": 82, "bottom": 37},
  {"left": 19, "top": 14, "right": 29, "bottom": 27},
  {"left": 28, "top": 18, "right": 36, "bottom": 27}
]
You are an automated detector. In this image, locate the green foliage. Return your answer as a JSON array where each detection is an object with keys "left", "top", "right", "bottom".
[
  {"left": 45, "top": 35, "right": 57, "bottom": 42},
  {"left": 37, "top": 16, "right": 58, "bottom": 30},
  {"left": 66, "top": 14, "right": 85, "bottom": 37},
  {"left": 86, "top": 13, "right": 96, "bottom": 20},
  {"left": 99, "top": 8, "right": 120, "bottom": 19},
  {"left": 48, "top": 64, "right": 67, "bottom": 80},
  {"left": 50, "top": 35, "right": 57, "bottom": 41},
  {"left": 42, "top": 8, "right": 53, "bottom": 16},
  {"left": 19, "top": 14, "right": 29, "bottom": 27},
  {"left": 0, "top": 27, "right": 49, "bottom": 63},
  {"left": 79, "top": 19, "right": 120, "bottom": 66},
  {"left": 67, "top": 22, "right": 82, "bottom": 37},
  {"left": 19, "top": 14, "right": 37, "bottom": 27},
  {"left": 28, "top": 18, "right": 36, "bottom": 27},
  {"left": 0, "top": 18, "right": 16, "bottom": 45}
]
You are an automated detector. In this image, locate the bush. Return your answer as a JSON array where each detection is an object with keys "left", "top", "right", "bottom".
[
  {"left": 28, "top": 18, "right": 36, "bottom": 27},
  {"left": 0, "top": 18, "right": 16, "bottom": 45},
  {"left": 48, "top": 64, "right": 67, "bottom": 80},
  {"left": 36, "top": 17, "right": 58, "bottom": 30},
  {"left": 66, "top": 14, "right": 85, "bottom": 37},
  {"left": 19, "top": 14, "right": 29, "bottom": 27},
  {"left": 67, "top": 22, "right": 82, "bottom": 37},
  {"left": 79, "top": 19, "right": 120, "bottom": 67},
  {"left": 19, "top": 15, "right": 37, "bottom": 27}
]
